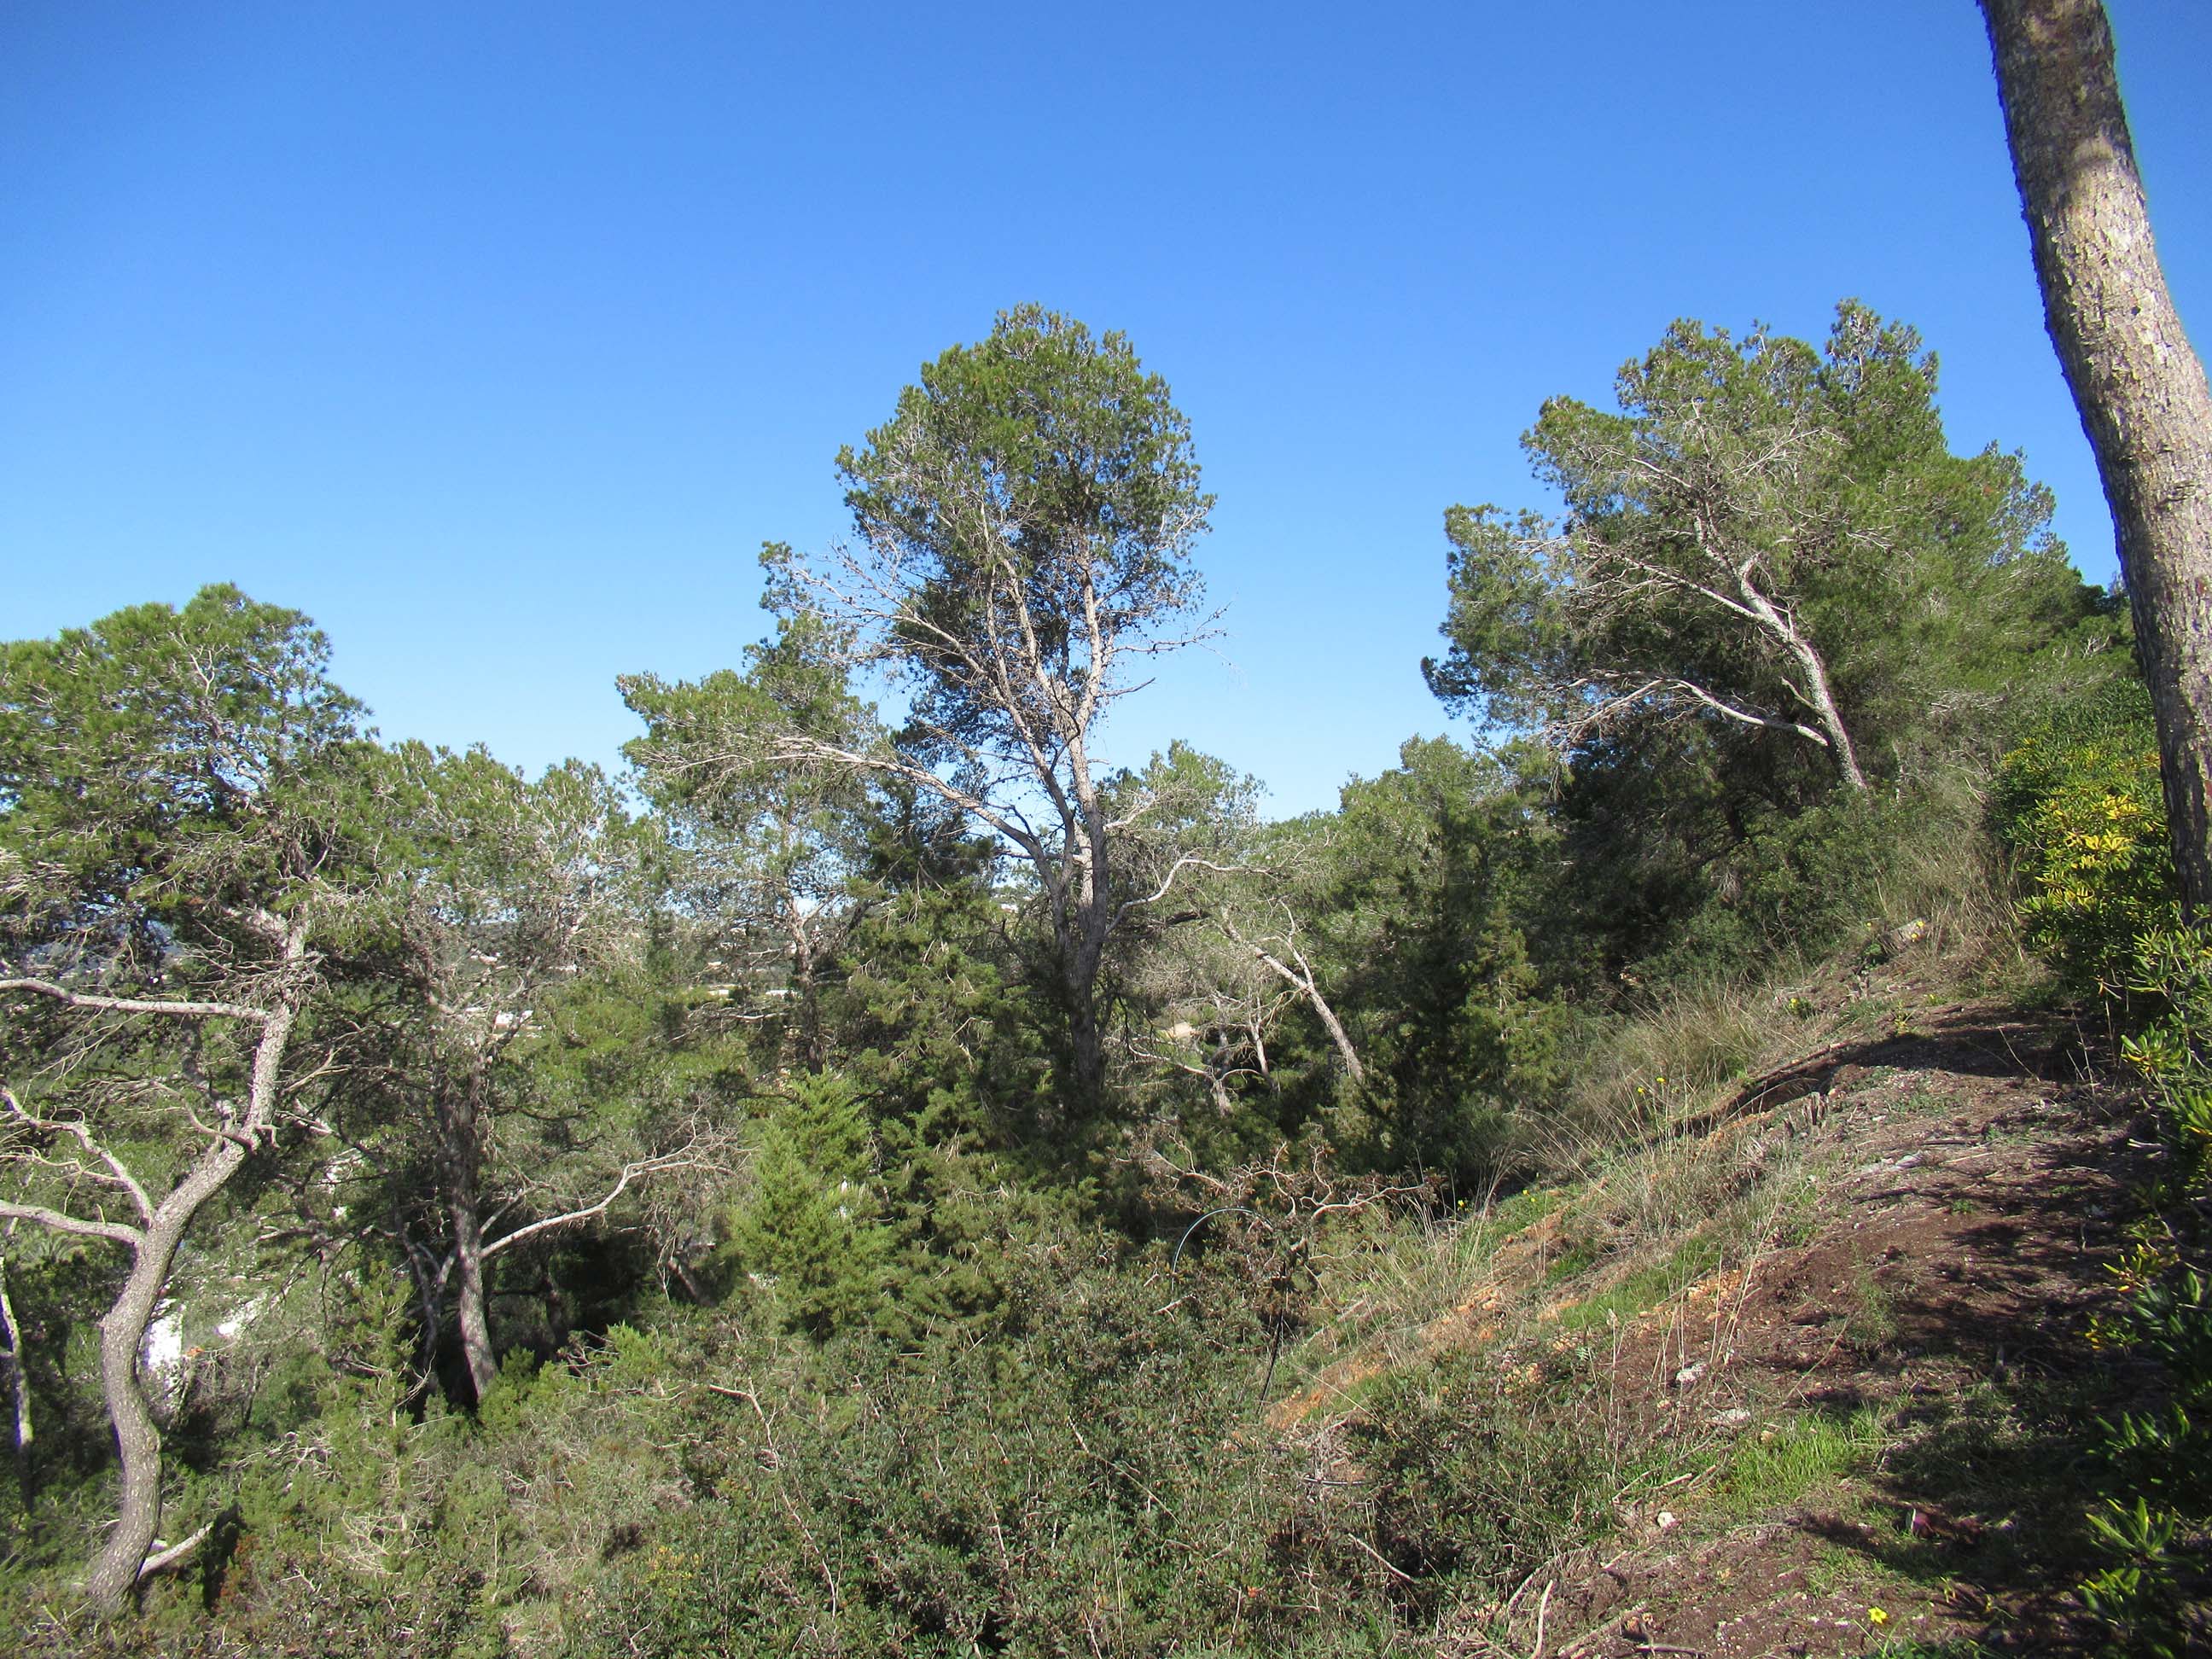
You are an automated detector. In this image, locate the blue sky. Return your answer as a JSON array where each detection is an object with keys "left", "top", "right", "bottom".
[{"left": 4, "top": 1, "right": 2208, "bottom": 817}]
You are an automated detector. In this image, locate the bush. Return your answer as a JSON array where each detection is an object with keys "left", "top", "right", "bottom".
[
  {"left": 2000, "top": 697, "right": 2212, "bottom": 1653},
  {"left": 721, "top": 1072, "right": 895, "bottom": 1336},
  {"left": 1994, "top": 679, "right": 2176, "bottom": 996}
]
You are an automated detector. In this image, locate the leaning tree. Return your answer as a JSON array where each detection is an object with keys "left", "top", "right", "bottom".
[
  {"left": 0, "top": 588, "right": 364, "bottom": 1614},
  {"left": 1981, "top": 0, "right": 2212, "bottom": 916},
  {"left": 1426, "top": 302, "right": 2093, "bottom": 793}
]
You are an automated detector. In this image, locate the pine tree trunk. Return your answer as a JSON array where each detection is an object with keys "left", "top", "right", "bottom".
[
  {"left": 437, "top": 1082, "right": 498, "bottom": 1403},
  {"left": 1982, "top": 0, "right": 2212, "bottom": 913},
  {"left": 2, "top": 1252, "right": 36, "bottom": 1506},
  {"left": 1064, "top": 960, "right": 1107, "bottom": 1112},
  {"left": 84, "top": 979, "right": 302, "bottom": 1615},
  {"left": 450, "top": 1196, "right": 497, "bottom": 1402},
  {"left": 84, "top": 1208, "right": 201, "bottom": 1615}
]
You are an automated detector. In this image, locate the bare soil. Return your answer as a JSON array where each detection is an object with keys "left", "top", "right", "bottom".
[{"left": 1515, "top": 1006, "right": 2151, "bottom": 1657}]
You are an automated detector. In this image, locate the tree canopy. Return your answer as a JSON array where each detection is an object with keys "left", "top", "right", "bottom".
[{"left": 1425, "top": 302, "right": 2110, "bottom": 795}]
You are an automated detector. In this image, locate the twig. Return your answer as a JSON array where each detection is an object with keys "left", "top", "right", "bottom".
[
  {"left": 1343, "top": 1530, "right": 1415, "bottom": 1583},
  {"left": 136, "top": 1521, "right": 214, "bottom": 1580}
]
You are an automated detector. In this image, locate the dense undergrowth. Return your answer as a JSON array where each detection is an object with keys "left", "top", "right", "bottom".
[
  {"left": 1996, "top": 682, "right": 2212, "bottom": 1655},
  {"left": 6, "top": 303, "right": 2201, "bottom": 1655},
  {"left": 5, "top": 736, "right": 2091, "bottom": 1658}
]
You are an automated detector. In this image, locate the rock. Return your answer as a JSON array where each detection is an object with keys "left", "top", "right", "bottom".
[
  {"left": 1673, "top": 1361, "right": 1706, "bottom": 1388},
  {"left": 1711, "top": 1407, "right": 1751, "bottom": 1427}
]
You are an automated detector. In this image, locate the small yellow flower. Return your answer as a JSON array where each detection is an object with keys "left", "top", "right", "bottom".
[{"left": 1868, "top": 1606, "right": 1889, "bottom": 1626}]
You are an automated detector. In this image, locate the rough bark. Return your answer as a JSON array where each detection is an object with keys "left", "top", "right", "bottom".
[
  {"left": 79, "top": 926, "right": 308, "bottom": 1615},
  {"left": 435, "top": 1082, "right": 498, "bottom": 1403},
  {"left": 1982, "top": 0, "right": 2212, "bottom": 911},
  {"left": 449, "top": 1198, "right": 496, "bottom": 1402}
]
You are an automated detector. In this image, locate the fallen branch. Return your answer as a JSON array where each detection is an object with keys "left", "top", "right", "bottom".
[{"left": 135, "top": 1520, "right": 215, "bottom": 1581}]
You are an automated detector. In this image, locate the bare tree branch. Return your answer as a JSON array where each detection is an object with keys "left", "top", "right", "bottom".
[
  {"left": 0, "top": 1198, "right": 142, "bottom": 1251},
  {"left": 480, "top": 1142, "right": 723, "bottom": 1262},
  {"left": 135, "top": 1522, "right": 215, "bottom": 1581},
  {"left": 0, "top": 978, "right": 270, "bottom": 1024}
]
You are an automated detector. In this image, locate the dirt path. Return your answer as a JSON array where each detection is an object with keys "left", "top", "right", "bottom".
[{"left": 1528, "top": 1007, "right": 2150, "bottom": 1656}]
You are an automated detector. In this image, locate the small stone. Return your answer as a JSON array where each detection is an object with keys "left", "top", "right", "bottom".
[
  {"left": 1674, "top": 1361, "right": 1706, "bottom": 1388},
  {"left": 1656, "top": 1510, "right": 1677, "bottom": 1531},
  {"left": 1711, "top": 1407, "right": 1752, "bottom": 1427}
]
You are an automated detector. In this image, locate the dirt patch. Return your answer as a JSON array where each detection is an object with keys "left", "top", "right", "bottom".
[
  {"left": 1541, "top": 1009, "right": 2152, "bottom": 1656},
  {"left": 1266, "top": 999, "right": 2158, "bottom": 1656}
]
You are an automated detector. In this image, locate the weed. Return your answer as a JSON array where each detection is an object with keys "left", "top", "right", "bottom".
[
  {"left": 1545, "top": 1240, "right": 1602, "bottom": 1284},
  {"left": 1804, "top": 1539, "right": 1869, "bottom": 1595},
  {"left": 1559, "top": 1231, "right": 1724, "bottom": 1332},
  {"left": 1849, "top": 1257, "right": 1901, "bottom": 1352},
  {"left": 1720, "top": 1407, "right": 1887, "bottom": 1516}
]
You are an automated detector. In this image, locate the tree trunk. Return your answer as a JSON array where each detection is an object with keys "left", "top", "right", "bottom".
[
  {"left": 1982, "top": 0, "right": 2212, "bottom": 912},
  {"left": 1736, "top": 568, "right": 1868, "bottom": 791},
  {"left": 1794, "top": 645, "right": 1866, "bottom": 793},
  {"left": 449, "top": 1194, "right": 497, "bottom": 1402},
  {"left": 785, "top": 895, "right": 824, "bottom": 1070},
  {"left": 437, "top": 1085, "right": 498, "bottom": 1402},
  {"left": 84, "top": 1217, "right": 197, "bottom": 1615},
  {"left": 1063, "top": 960, "right": 1108, "bottom": 1111},
  {"left": 1046, "top": 807, "right": 1113, "bottom": 1114},
  {"left": 84, "top": 981, "right": 301, "bottom": 1615},
  {"left": 0, "top": 1250, "right": 32, "bottom": 1505}
]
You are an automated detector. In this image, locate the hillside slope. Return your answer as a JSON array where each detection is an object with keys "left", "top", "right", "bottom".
[{"left": 1270, "top": 976, "right": 2149, "bottom": 1656}]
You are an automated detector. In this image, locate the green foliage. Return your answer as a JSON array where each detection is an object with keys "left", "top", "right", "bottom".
[
  {"left": 1999, "top": 746, "right": 2212, "bottom": 1651},
  {"left": 0, "top": 291, "right": 2145, "bottom": 1650},
  {"left": 1296, "top": 737, "right": 1568, "bottom": 1184},
  {"left": 1995, "top": 679, "right": 2177, "bottom": 995},
  {"left": 1425, "top": 306, "right": 2118, "bottom": 1000},
  {"left": 1326, "top": 1355, "right": 1626, "bottom": 1621},
  {"left": 1633, "top": 785, "right": 1912, "bottom": 983},
  {"left": 831, "top": 306, "right": 1212, "bottom": 754},
  {"left": 620, "top": 609, "right": 880, "bottom": 1066},
  {"left": 1717, "top": 1406, "right": 1886, "bottom": 1516},
  {"left": 1427, "top": 303, "right": 2106, "bottom": 785},
  {"left": 0, "top": 584, "right": 367, "bottom": 937},
  {"left": 230, "top": 1261, "right": 462, "bottom": 1586},
  {"left": 723, "top": 1074, "right": 895, "bottom": 1336}
]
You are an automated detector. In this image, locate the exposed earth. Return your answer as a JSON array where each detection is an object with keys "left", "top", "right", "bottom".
[{"left": 1280, "top": 990, "right": 2161, "bottom": 1656}]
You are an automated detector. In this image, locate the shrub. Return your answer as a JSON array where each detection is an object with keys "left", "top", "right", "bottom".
[
  {"left": 722, "top": 1072, "right": 895, "bottom": 1336},
  {"left": 1994, "top": 679, "right": 2176, "bottom": 996},
  {"left": 1997, "top": 683, "right": 2212, "bottom": 1650}
]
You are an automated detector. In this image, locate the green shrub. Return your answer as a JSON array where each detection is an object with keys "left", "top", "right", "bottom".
[
  {"left": 1319, "top": 1357, "right": 1624, "bottom": 1623},
  {"left": 1997, "top": 684, "right": 2212, "bottom": 1650},
  {"left": 1994, "top": 679, "right": 2176, "bottom": 995},
  {"left": 722, "top": 1071, "right": 895, "bottom": 1336}
]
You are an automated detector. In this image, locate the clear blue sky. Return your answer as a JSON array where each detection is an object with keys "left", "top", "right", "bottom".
[{"left": 4, "top": 2, "right": 2208, "bottom": 817}]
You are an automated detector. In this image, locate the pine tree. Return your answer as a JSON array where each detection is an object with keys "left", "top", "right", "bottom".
[{"left": 725, "top": 1074, "right": 893, "bottom": 1336}]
